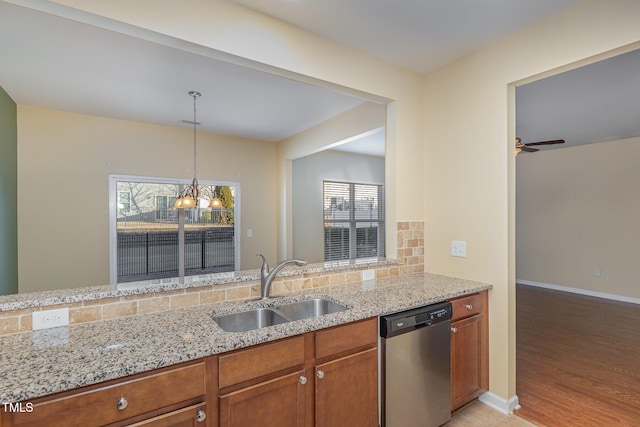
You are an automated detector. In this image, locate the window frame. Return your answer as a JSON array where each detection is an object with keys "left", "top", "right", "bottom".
[{"left": 108, "top": 174, "right": 241, "bottom": 285}]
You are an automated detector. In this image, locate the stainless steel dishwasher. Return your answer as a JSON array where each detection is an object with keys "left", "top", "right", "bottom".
[{"left": 379, "top": 301, "right": 453, "bottom": 427}]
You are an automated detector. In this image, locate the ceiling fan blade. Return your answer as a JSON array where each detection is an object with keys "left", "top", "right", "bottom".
[
  {"left": 524, "top": 139, "right": 565, "bottom": 146},
  {"left": 521, "top": 146, "right": 539, "bottom": 152}
]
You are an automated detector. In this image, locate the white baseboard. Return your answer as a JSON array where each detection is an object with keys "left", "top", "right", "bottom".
[
  {"left": 517, "top": 279, "right": 640, "bottom": 306},
  {"left": 479, "top": 392, "right": 520, "bottom": 415}
]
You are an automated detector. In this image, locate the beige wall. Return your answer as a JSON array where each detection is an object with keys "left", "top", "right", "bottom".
[
  {"left": 17, "top": 106, "right": 277, "bottom": 292},
  {"left": 278, "top": 102, "right": 386, "bottom": 259},
  {"left": 292, "top": 150, "right": 385, "bottom": 262},
  {"left": 517, "top": 137, "right": 640, "bottom": 299},
  {"left": 422, "top": 0, "right": 640, "bottom": 403}
]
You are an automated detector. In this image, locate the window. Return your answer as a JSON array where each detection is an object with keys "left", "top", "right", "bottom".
[
  {"left": 323, "top": 180, "right": 384, "bottom": 262},
  {"left": 155, "top": 195, "right": 178, "bottom": 221},
  {"left": 109, "top": 175, "right": 239, "bottom": 284},
  {"left": 117, "top": 191, "right": 131, "bottom": 214}
]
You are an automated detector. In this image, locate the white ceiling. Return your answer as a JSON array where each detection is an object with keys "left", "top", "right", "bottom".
[
  {"left": 0, "top": 1, "right": 366, "bottom": 143},
  {"left": 516, "top": 48, "right": 640, "bottom": 151},
  {"left": 1, "top": 0, "right": 638, "bottom": 157},
  {"left": 230, "top": 0, "right": 582, "bottom": 74}
]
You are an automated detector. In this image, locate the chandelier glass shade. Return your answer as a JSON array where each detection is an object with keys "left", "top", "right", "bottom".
[{"left": 209, "top": 197, "right": 222, "bottom": 208}]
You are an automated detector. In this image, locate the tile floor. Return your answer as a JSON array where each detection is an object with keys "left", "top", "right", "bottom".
[{"left": 446, "top": 401, "right": 537, "bottom": 427}]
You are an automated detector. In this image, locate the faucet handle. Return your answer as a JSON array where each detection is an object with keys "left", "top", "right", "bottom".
[{"left": 257, "top": 253, "right": 269, "bottom": 274}]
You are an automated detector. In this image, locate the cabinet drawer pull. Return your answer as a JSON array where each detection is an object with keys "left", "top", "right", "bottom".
[
  {"left": 196, "top": 409, "right": 206, "bottom": 423},
  {"left": 451, "top": 327, "right": 458, "bottom": 333},
  {"left": 316, "top": 370, "right": 325, "bottom": 379},
  {"left": 299, "top": 375, "right": 307, "bottom": 385},
  {"left": 116, "top": 397, "right": 128, "bottom": 411},
  {"left": 465, "top": 304, "right": 473, "bottom": 310}
]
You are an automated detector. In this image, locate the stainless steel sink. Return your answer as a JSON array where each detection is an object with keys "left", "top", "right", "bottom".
[
  {"left": 275, "top": 298, "right": 348, "bottom": 321},
  {"left": 212, "top": 308, "right": 290, "bottom": 333},
  {"left": 212, "top": 297, "right": 349, "bottom": 332}
]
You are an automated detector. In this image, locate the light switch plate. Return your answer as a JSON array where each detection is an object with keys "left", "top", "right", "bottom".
[{"left": 451, "top": 240, "right": 467, "bottom": 257}]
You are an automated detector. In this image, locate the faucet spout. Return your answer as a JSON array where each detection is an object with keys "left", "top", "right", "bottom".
[{"left": 257, "top": 253, "right": 307, "bottom": 299}]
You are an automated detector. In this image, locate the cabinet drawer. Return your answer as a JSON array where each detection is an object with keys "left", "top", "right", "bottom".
[
  {"left": 315, "top": 318, "right": 377, "bottom": 360},
  {"left": 127, "top": 403, "right": 207, "bottom": 427},
  {"left": 218, "top": 335, "right": 305, "bottom": 389},
  {"left": 451, "top": 293, "right": 483, "bottom": 322},
  {"left": 11, "top": 362, "right": 206, "bottom": 427}
]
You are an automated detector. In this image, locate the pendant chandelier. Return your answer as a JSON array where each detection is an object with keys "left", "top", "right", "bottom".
[{"left": 174, "top": 91, "right": 222, "bottom": 209}]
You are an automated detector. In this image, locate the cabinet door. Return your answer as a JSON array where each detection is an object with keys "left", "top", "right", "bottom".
[
  {"left": 315, "top": 347, "right": 378, "bottom": 427},
  {"left": 219, "top": 370, "right": 307, "bottom": 427},
  {"left": 451, "top": 314, "right": 482, "bottom": 410}
]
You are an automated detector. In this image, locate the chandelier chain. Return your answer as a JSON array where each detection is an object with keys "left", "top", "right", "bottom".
[{"left": 192, "top": 92, "right": 198, "bottom": 181}]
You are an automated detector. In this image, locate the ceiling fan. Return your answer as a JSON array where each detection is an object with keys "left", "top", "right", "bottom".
[{"left": 515, "top": 137, "right": 565, "bottom": 155}]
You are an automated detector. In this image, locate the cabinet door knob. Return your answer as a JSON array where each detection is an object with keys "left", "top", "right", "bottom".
[
  {"left": 196, "top": 409, "right": 206, "bottom": 423},
  {"left": 116, "top": 397, "right": 128, "bottom": 411},
  {"left": 465, "top": 304, "right": 473, "bottom": 310},
  {"left": 451, "top": 327, "right": 458, "bottom": 333},
  {"left": 299, "top": 375, "right": 307, "bottom": 385},
  {"left": 317, "top": 370, "right": 325, "bottom": 379}
]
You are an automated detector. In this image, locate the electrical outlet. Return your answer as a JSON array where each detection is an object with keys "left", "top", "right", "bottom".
[
  {"left": 362, "top": 269, "right": 375, "bottom": 281},
  {"left": 451, "top": 240, "right": 467, "bottom": 257},
  {"left": 32, "top": 308, "right": 69, "bottom": 330}
]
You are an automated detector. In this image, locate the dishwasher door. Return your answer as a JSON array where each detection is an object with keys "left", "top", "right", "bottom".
[{"left": 380, "top": 305, "right": 451, "bottom": 427}]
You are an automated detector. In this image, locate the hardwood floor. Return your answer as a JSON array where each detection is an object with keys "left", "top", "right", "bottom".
[{"left": 515, "top": 284, "right": 640, "bottom": 426}]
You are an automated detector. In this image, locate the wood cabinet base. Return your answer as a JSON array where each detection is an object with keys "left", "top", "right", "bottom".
[{"left": 450, "top": 291, "right": 489, "bottom": 411}]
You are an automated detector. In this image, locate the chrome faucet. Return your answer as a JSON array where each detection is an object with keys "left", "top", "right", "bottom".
[{"left": 257, "top": 253, "right": 307, "bottom": 299}]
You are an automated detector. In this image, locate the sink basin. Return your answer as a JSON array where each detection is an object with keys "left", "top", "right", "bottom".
[
  {"left": 275, "top": 298, "right": 348, "bottom": 321},
  {"left": 212, "top": 297, "right": 349, "bottom": 332},
  {"left": 213, "top": 308, "right": 290, "bottom": 333}
]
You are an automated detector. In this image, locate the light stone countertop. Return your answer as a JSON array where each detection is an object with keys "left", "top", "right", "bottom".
[{"left": 0, "top": 272, "right": 491, "bottom": 404}]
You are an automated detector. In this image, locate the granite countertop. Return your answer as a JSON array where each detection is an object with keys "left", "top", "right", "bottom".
[{"left": 0, "top": 272, "right": 491, "bottom": 404}]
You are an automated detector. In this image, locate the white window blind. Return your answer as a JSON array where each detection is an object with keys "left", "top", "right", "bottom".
[{"left": 323, "top": 181, "right": 384, "bottom": 262}]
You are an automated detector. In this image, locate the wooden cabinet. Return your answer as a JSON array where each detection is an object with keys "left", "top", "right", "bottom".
[
  {"left": 315, "top": 348, "right": 378, "bottom": 427},
  {"left": 5, "top": 361, "right": 209, "bottom": 427},
  {"left": 450, "top": 291, "right": 489, "bottom": 411},
  {"left": 217, "top": 336, "right": 307, "bottom": 427},
  {"left": 219, "top": 370, "right": 307, "bottom": 427},
  {"left": 314, "top": 318, "right": 378, "bottom": 427},
  {"left": 217, "top": 318, "right": 378, "bottom": 427}
]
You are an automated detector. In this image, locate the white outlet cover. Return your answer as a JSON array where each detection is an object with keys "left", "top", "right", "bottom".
[
  {"left": 32, "top": 307, "right": 69, "bottom": 330},
  {"left": 362, "top": 269, "right": 375, "bottom": 281},
  {"left": 451, "top": 240, "right": 467, "bottom": 258}
]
